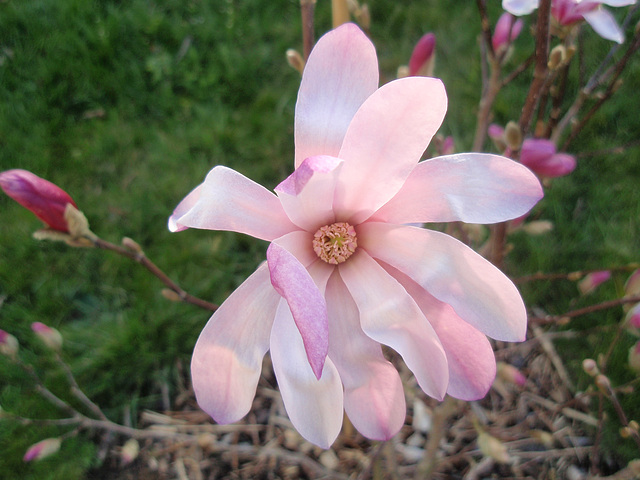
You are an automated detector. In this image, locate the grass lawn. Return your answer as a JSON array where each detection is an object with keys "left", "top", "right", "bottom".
[{"left": 1, "top": 0, "right": 639, "bottom": 478}]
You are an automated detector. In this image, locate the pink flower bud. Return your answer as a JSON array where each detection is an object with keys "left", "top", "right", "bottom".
[
  {"left": 0, "top": 169, "right": 77, "bottom": 232},
  {"left": 409, "top": 33, "right": 436, "bottom": 76},
  {"left": 31, "top": 322, "right": 63, "bottom": 351},
  {"left": 441, "top": 136, "right": 455, "bottom": 155},
  {"left": 578, "top": 270, "right": 612, "bottom": 295},
  {"left": 120, "top": 438, "right": 140, "bottom": 465},
  {"left": 625, "top": 269, "right": 640, "bottom": 298},
  {"left": 497, "top": 362, "right": 527, "bottom": 386},
  {"left": 625, "top": 303, "right": 640, "bottom": 336},
  {"left": 492, "top": 13, "right": 524, "bottom": 52},
  {"left": 520, "top": 139, "right": 577, "bottom": 178},
  {"left": 488, "top": 123, "right": 505, "bottom": 141},
  {"left": 0, "top": 329, "right": 19, "bottom": 360},
  {"left": 23, "top": 437, "right": 61, "bottom": 462}
]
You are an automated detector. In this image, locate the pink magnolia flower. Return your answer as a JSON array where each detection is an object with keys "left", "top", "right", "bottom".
[
  {"left": 502, "top": 0, "right": 636, "bottom": 43},
  {"left": 520, "top": 138, "right": 577, "bottom": 177},
  {"left": 170, "top": 24, "right": 543, "bottom": 448},
  {"left": 0, "top": 169, "right": 77, "bottom": 232},
  {"left": 492, "top": 13, "right": 524, "bottom": 53},
  {"left": 408, "top": 32, "right": 436, "bottom": 76}
]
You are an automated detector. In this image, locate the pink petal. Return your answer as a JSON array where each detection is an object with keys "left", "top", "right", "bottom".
[
  {"left": 270, "top": 299, "right": 344, "bottom": 448},
  {"left": 275, "top": 155, "right": 343, "bottom": 231},
  {"left": 359, "top": 223, "right": 527, "bottom": 342},
  {"left": 266, "top": 243, "right": 328, "bottom": 379},
  {"left": 338, "top": 250, "right": 449, "bottom": 400},
  {"left": 294, "top": 23, "right": 379, "bottom": 168},
  {"left": 520, "top": 138, "right": 557, "bottom": 167},
  {"left": 168, "top": 184, "right": 202, "bottom": 232},
  {"left": 335, "top": 77, "right": 447, "bottom": 224},
  {"left": 502, "top": 0, "right": 540, "bottom": 15},
  {"left": 408, "top": 33, "right": 436, "bottom": 76},
  {"left": 386, "top": 264, "right": 496, "bottom": 401},
  {"left": 371, "top": 153, "right": 543, "bottom": 225},
  {"left": 172, "top": 166, "right": 296, "bottom": 241},
  {"left": 583, "top": 7, "right": 625, "bottom": 43},
  {"left": 492, "top": 13, "right": 524, "bottom": 51},
  {"left": 271, "top": 230, "right": 317, "bottom": 267},
  {"left": 191, "top": 263, "right": 279, "bottom": 424},
  {"left": 533, "top": 153, "right": 576, "bottom": 177},
  {"left": 325, "top": 271, "right": 406, "bottom": 440}
]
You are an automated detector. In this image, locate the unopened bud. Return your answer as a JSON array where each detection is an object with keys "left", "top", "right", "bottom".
[
  {"left": 488, "top": 124, "right": 507, "bottom": 151},
  {"left": 578, "top": 271, "right": 611, "bottom": 295},
  {"left": 409, "top": 33, "right": 436, "bottom": 77},
  {"left": 629, "top": 420, "right": 639, "bottom": 432},
  {"left": 0, "top": 169, "right": 77, "bottom": 232},
  {"left": 522, "top": 220, "right": 554, "bottom": 235},
  {"left": 120, "top": 438, "right": 140, "bottom": 465},
  {"left": 122, "top": 237, "right": 143, "bottom": 254},
  {"left": 548, "top": 45, "right": 567, "bottom": 70},
  {"left": 396, "top": 65, "right": 410, "bottom": 79},
  {"left": 477, "top": 430, "right": 511, "bottom": 464},
  {"left": 64, "top": 204, "right": 95, "bottom": 240},
  {"left": 497, "top": 362, "right": 526, "bottom": 386},
  {"left": 23, "top": 438, "right": 61, "bottom": 462},
  {"left": 582, "top": 358, "right": 599, "bottom": 377},
  {"left": 31, "top": 322, "right": 63, "bottom": 351},
  {"left": 629, "top": 341, "right": 640, "bottom": 373},
  {"left": 161, "top": 288, "right": 183, "bottom": 302},
  {"left": 624, "top": 304, "right": 640, "bottom": 336},
  {"left": 595, "top": 374, "right": 611, "bottom": 393},
  {"left": 492, "top": 13, "right": 523, "bottom": 54},
  {"left": 624, "top": 269, "right": 640, "bottom": 312},
  {"left": 286, "top": 49, "right": 305, "bottom": 74},
  {"left": 620, "top": 426, "right": 633, "bottom": 438},
  {"left": 0, "top": 329, "right": 19, "bottom": 360},
  {"left": 504, "top": 121, "right": 522, "bottom": 151}
]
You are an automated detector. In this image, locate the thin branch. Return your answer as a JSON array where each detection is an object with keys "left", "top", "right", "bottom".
[
  {"left": 300, "top": 0, "right": 316, "bottom": 61},
  {"left": 529, "top": 295, "right": 640, "bottom": 324}
]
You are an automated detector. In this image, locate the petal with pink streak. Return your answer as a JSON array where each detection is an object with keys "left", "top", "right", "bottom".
[
  {"left": 191, "top": 262, "right": 279, "bottom": 424},
  {"left": 266, "top": 243, "right": 328, "bottom": 379},
  {"left": 339, "top": 251, "right": 449, "bottom": 400},
  {"left": 270, "top": 299, "right": 344, "bottom": 448},
  {"left": 326, "top": 271, "right": 406, "bottom": 440},
  {"left": 359, "top": 223, "right": 527, "bottom": 342},
  {"left": 583, "top": 8, "right": 625, "bottom": 43},
  {"left": 275, "top": 155, "right": 343, "bottom": 231},
  {"left": 384, "top": 263, "right": 496, "bottom": 401},
  {"left": 173, "top": 166, "right": 297, "bottom": 241},
  {"left": 335, "top": 77, "right": 447, "bottom": 224},
  {"left": 168, "top": 184, "right": 202, "bottom": 232},
  {"left": 371, "top": 153, "right": 543, "bottom": 225},
  {"left": 295, "top": 23, "right": 379, "bottom": 168},
  {"left": 271, "top": 230, "right": 317, "bottom": 267}
]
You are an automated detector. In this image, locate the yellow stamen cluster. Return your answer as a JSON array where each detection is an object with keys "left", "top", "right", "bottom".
[{"left": 313, "top": 222, "right": 358, "bottom": 265}]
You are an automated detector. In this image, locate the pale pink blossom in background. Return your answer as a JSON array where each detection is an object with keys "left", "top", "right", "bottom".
[
  {"left": 0, "top": 169, "right": 77, "bottom": 232},
  {"left": 170, "top": 24, "right": 543, "bottom": 448},
  {"left": 577, "top": 270, "right": 612, "bottom": 295},
  {"left": 520, "top": 138, "right": 577, "bottom": 178},
  {"left": 31, "top": 322, "right": 64, "bottom": 351},
  {"left": 0, "top": 329, "right": 19, "bottom": 360},
  {"left": 23, "top": 438, "right": 61, "bottom": 462},
  {"left": 408, "top": 32, "right": 436, "bottom": 76},
  {"left": 502, "top": 0, "right": 636, "bottom": 43},
  {"left": 492, "top": 12, "right": 524, "bottom": 52}
]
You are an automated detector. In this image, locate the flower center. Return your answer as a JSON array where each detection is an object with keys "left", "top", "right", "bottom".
[{"left": 313, "top": 222, "right": 357, "bottom": 265}]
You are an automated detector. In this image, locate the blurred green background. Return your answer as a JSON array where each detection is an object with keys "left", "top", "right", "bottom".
[{"left": 0, "top": 0, "right": 638, "bottom": 477}]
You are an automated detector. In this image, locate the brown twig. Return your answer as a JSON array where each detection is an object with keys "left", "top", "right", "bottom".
[
  {"left": 90, "top": 237, "right": 218, "bottom": 312},
  {"left": 300, "top": 0, "right": 316, "bottom": 61},
  {"left": 514, "top": 264, "right": 639, "bottom": 284},
  {"left": 529, "top": 295, "right": 640, "bottom": 325}
]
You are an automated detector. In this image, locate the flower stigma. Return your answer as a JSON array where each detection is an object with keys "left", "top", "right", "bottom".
[{"left": 312, "top": 222, "right": 357, "bottom": 265}]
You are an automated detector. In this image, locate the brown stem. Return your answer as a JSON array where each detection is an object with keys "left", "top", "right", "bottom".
[
  {"left": 476, "top": 0, "right": 495, "bottom": 60},
  {"left": 513, "top": 264, "right": 639, "bottom": 284},
  {"left": 519, "top": 0, "right": 552, "bottom": 137},
  {"left": 414, "top": 396, "right": 457, "bottom": 479},
  {"left": 54, "top": 352, "right": 108, "bottom": 421},
  {"left": 489, "top": 222, "right": 507, "bottom": 268},
  {"left": 473, "top": 60, "right": 502, "bottom": 152},
  {"left": 300, "top": 0, "right": 316, "bottom": 61},
  {"left": 529, "top": 295, "right": 640, "bottom": 324},
  {"left": 502, "top": 53, "right": 535, "bottom": 87},
  {"left": 90, "top": 237, "right": 218, "bottom": 312}
]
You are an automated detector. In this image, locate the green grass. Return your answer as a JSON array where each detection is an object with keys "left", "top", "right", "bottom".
[{"left": 0, "top": 0, "right": 639, "bottom": 477}]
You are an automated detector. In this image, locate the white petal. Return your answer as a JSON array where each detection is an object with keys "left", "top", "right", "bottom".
[
  {"left": 583, "top": 7, "right": 625, "bottom": 43},
  {"left": 502, "top": 0, "right": 540, "bottom": 15}
]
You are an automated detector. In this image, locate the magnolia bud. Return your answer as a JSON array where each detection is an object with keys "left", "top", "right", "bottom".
[
  {"left": 595, "top": 374, "right": 611, "bottom": 393},
  {"left": 120, "top": 438, "right": 140, "bottom": 465},
  {"left": 578, "top": 271, "right": 611, "bottom": 295},
  {"left": 497, "top": 362, "right": 526, "bottom": 386},
  {"left": 408, "top": 33, "right": 436, "bottom": 77},
  {"left": 624, "top": 304, "right": 640, "bottom": 336},
  {"left": 624, "top": 269, "right": 640, "bottom": 312},
  {"left": 31, "top": 322, "right": 63, "bottom": 351},
  {"left": 582, "top": 358, "right": 599, "bottom": 377},
  {"left": 0, "top": 169, "right": 77, "bottom": 232},
  {"left": 492, "top": 13, "right": 523, "bottom": 54},
  {"left": 548, "top": 45, "right": 567, "bottom": 70},
  {"left": 0, "top": 329, "right": 19, "bottom": 360},
  {"left": 23, "top": 438, "right": 61, "bottom": 462},
  {"left": 522, "top": 220, "right": 554, "bottom": 236},
  {"left": 520, "top": 139, "right": 576, "bottom": 178},
  {"left": 286, "top": 49, "right": 305, "bottom": 74},
  {"left": 504, "top": 121, "right": 522, "bottom": 151}
]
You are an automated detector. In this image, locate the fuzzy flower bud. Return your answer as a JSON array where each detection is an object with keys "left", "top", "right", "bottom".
[
  {"left": 0, "top": 169, "right": 77, "bottom": 232},
  {"left": 497, "top": 362, "right": 526, "bottom": 386},
  {"left": 582, "top": 358, "right": 600, "bottom": 377},
  {"left": 578, "top": 270, "right": 611, "bottom": 295},
  {"left": 492, "top": 13, "right": 524, "bottom": 53},
  {"left": 504, "top": 121, "right": 522, "bottom": 151},
  {"left": 624, "top": 269, "right": 640, "bottom": 312},
  {"left": 120, "top": 438, "right": 140, "bottom": 465},
  {"left": 23, "top": 438, "right": 61, "bottom": 462},
  {"left": 520, "top": 139, "right": 577, "bottom": 178},
  {"left": 477, "top": 430, "right": 511, "bottom": 464},
  {"left": 629, "top": 341, "right": 640, "bottom": 373},
  {"left": 595, "top": 374, "right": 611, "bottom": 394},
  {"left": 488, "top": 123, "right": 507, "bottom": 151},
  {"left": 31, "top": 322, "right": 63, "bottom": 351},
  {"left": 625, "top": 304, "right": 640, "bottom": 337},
  {"left": 409, "top": 33, "right": 436, "bottom": 77},
  {"left": 286, "top": 49, "right": 305, "bottom": 74},
  {"left": 0, "top": 329, "right": 19, "bottom": 360}
]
